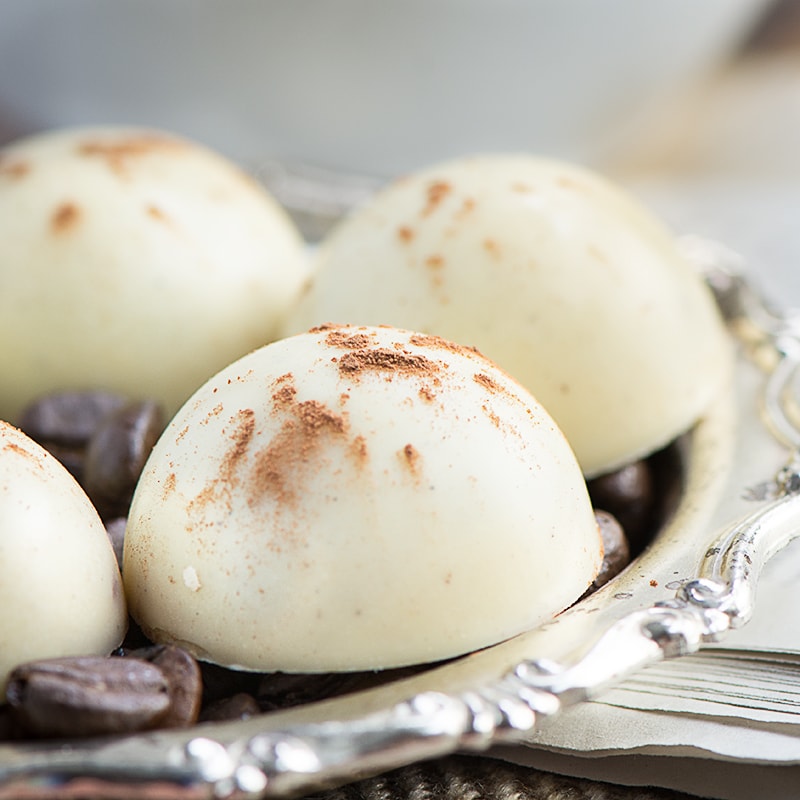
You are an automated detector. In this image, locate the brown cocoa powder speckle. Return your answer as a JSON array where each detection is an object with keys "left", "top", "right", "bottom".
[
  {"left": 397, "top": 225, "right": 414, "bottom": 243},
  {"left": 0, "top": 158, "right": 30, "bottom": 179},
  {"left": 400, "top": 443, "right": 421, "bottom": 476},
  {"left": 50, "top": 202, "right": 81, "bottom": 234},
  {"left": 3, "top": 440, "right": 46, "bottom": 470},
  {"left": 78, "top": 134, "right": 180, "bottom": 177},
  {"left": 473, "top": 373, "right": 502, "bottom": 393},
  {"left": 146, "top": 204, "right": 171, "bottom": 224},
  {"left": 325, "top": 331, "right": 372, "bottom": 350},
  {"left": 221, "top": 409, "right": 256, "bottom": 479},
  {"left": 482, "top": 403, "right": 501, "bottom": 428},
  {"left": 422, "top": 180, "right": 452, "bottom": 216},
  {"left": 250, "top": 399, "right": 346, "bottom": 510},
  {"left": 483, "top": 238, "right": 502, "bottom": 257},
  {"left": 418, "top": 385, "right": 436, "bottom": 402},
  {"left": 162, "top": 472, "right": 177, "bottom": 500},
  {"left": 186, "top": 409, "right": 256, "bottom": 525},
  {"left": 350, "top": 434, "right": 368, "bottom": 464},
  {"left": 200, "top": 403, "right": 224, "bottom": 425},
  {"left": 272, "top": 383, "right": 297, "bottom": 408},
  {"left": 456, "top": 197, "right": 476, "bottom": 217},
  {"left": 337, "top": 349, "right": 439, "bottom": 378},
  {"left": 408, "top": 334, "right": 481, "bottom": 358}
]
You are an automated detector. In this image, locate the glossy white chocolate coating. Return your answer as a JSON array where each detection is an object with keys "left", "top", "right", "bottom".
[
  {"left": 286, "top": 155, "right": 732, "bottom": 477},
  {"left": 124, "top": 325, "right": 602, "bottom": 672},
  {"left": 0, "top": 126, "right": 309, "bottom": 422},
  {"left": 0, "top": 421, "right": 127, "bottom": 694}
]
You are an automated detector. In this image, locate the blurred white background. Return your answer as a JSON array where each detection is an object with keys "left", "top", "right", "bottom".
[{"left": 0, "top": 0, "right": 774, "bottom": 175}]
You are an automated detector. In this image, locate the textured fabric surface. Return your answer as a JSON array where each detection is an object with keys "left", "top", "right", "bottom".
[{"left": 300, "top": 755, "right": 699, "bottom": 800}]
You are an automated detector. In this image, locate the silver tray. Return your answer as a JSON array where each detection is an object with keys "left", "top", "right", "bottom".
[{"left": 2, "top": 238, "right": 800, "bottom": 799}]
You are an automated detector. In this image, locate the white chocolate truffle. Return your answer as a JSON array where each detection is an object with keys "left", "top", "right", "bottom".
[
  {"left": 0, "top": 126, "right": 309, "bottom": 422},
  {"left": 286, "top": 155, "right": 731, "bottom": 477},
  {"left": 124, "top": 325, "right": 602, "bottom": 672},
  {"left": 0, "top": 421, "right": 127, "bottom": 695}
]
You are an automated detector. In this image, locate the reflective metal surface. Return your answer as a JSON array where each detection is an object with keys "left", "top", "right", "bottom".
[{"left": 2, "top": 241, "right": 799, "bottom": 799}]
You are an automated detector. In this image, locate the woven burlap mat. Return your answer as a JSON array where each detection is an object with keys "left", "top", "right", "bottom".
[{"left": 300, "top": 755, "right": 698, "bottom": 800}]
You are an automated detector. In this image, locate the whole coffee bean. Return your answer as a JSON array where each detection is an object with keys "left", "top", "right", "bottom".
[
  {"left": 128, "top": 645, "right": 202, "bottom": 728},
  {"left": 6, "top": 656, "right": 170, "bottom": 738},
  {"left": 83, "top": 400, "right": 165, "bottom": 518},
  {"left": 587, "top": 459, "right": 654, "bottom": 554},
  {"left": 17, "top": 390, "right": 127, "bottom": 447},
  {"left": 589, "top": 510, "right": 631, "bottom": 592},
  {"left": 199, "top": 693, "right": 260, "bottom": 723}
]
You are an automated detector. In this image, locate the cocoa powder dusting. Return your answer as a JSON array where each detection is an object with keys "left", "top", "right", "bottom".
[
  {"left": 350, "top": 434, "right": 368, "bottom": 464},
  {"left": 186, "top": 409, "right": 256, "bottom": 524},
  {"left": 418, "top": 385, "right": 436, "bottom": 402},
  {"left": 272, "top": 383, "right": 297, "bottom": 407},
  {"left": 338, "top": 349, "right": 439, "bottom": 378},
  {"left": 250, "top": 399, "right": 346, "bottom": 509},
  {"left": 50, "top": 202, "right": 81, "bottom": 234},
  {"left": 0, "top": 158, "right": 30, "bottom": 179},
  {"left": 220, "top": 409, "right": 256, "bottom": 480},
  {"left": 422, "top": 180, "right": 452, "bottom": 216},
  {"left": 483, "top": 238, "right": 501, "bottom": 257},
  {"left": 400, "top": 443, "right": 421, "bottom": 476},
  {"left": 146, "top": 204, "right": 171, "bottom": 224},
  {"left": 3, "top": 440, "right": 46, "bottom": 470},
  {"left": 473, "top": 372, "right": 502, "bottom": 393},
  {"left": 456, "top": 197, "right": 476, "bottom": 217},
  {"left": 409, "top": 334, "right": 480, "bottom": 358},
  {"left": 78, "top": 135, "right": 180, "bottom": 177},
  {"left": 481, "top": 403, "right": 501, "bottom": 429},
  {"left": 397, "top": 225, "right": 414, "bottom": 243},
  {"left": 325, "top": 331, "right": 373, "bottom": 350},
  {"left": 162, "top": 472, "right": 177, "bottom": 500}
]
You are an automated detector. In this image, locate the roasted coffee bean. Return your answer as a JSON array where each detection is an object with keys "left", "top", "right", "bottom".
[
  {"left": 6, "top": 656, "right": 170, "bottom": 738},
  {"left": 128, "top": 645, "right": 202, "bottom": 728},
  {"left": 83, "top": 400, "right": 165, "bottom": 518},
  {"left": 199, "top": 693, "right": 260, "bottom": 723},
  {"left": 105, "top": 517, "right": 127, "bottom": 569},
  {"left": 587, "top": 459, "right": 654, "bottom": 553},
  {"left": 588, "top": 510, "right": 631, "bottom": 592},
  {"left": 17, "top": 390, "right": 128, "bottom": 447}
]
